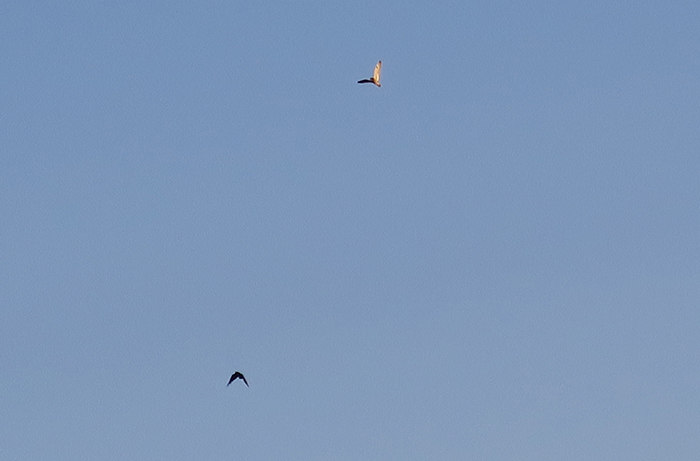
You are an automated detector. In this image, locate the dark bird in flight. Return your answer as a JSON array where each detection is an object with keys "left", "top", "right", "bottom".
[
  {"left": 227, "top": 371, "right": 249, "bottom": 387},
  {"left": 357, "top": 61, "right": 382, "bottom": 87}
]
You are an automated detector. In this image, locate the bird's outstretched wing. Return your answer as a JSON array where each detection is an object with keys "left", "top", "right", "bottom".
[
  {"left": 357, "top": 78, "right": 373, "bottom": 84},
  {"left": 373, "top": 61, "right": 382, "bottom": 86}
]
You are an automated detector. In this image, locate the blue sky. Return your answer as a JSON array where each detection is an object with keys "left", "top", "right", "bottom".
[{"left": 2, "top": 1, "right": 699, "bottom": 459}]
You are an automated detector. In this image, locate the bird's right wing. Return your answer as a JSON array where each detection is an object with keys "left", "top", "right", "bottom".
[{"left": 373, "top": 61, "right": 382, "bottom": 84}]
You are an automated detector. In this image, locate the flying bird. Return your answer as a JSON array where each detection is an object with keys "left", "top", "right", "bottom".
[
  {"left": 227, "top": 371, "right": 249, "bottom": 387},
  {"left": 357, "top": 61, "right": 382, "bottom": 87}
]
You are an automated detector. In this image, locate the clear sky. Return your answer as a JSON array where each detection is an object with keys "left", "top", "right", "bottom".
[{"left": 2, "top": 1, "right": 699, "bottom": 459}]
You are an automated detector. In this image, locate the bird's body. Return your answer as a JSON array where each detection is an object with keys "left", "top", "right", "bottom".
[
  {"left": 227, "top": 371, "right": 249, "bottom": 387},
  {"left": 358, "top": 61, "right": 382, "bottom": 87}
]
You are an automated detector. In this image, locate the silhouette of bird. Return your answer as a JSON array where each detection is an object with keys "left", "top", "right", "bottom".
[
  {"left": 357, "top": 61, "right": 382, "bottom": 87},
  {"left": 227, "top": 371, "right": 249, "bottom": 387}
]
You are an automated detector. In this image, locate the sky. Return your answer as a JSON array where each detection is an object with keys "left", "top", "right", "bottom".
[{"left": 1, "top": 1, "right": 699, "bottom": 459}]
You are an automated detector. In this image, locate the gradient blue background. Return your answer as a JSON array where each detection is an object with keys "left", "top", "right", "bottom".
[{"left": 2, "top": 1, "right": 699, "bottom": 459}]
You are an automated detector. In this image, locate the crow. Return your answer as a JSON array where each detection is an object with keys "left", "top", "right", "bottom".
[
  {"left": 358, "top": 61, "right": 382, "bottom": 87},
  {"left": 227, "top": 371, "right": 249, "bottom": 387}
]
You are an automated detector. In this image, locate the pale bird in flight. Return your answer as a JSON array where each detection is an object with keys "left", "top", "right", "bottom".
[
  {"left": 357, "top": 61, "right": 382, "bottom": 87},
  {"left": 227, "top": 371, "right": 249, "bottom": 387}
]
